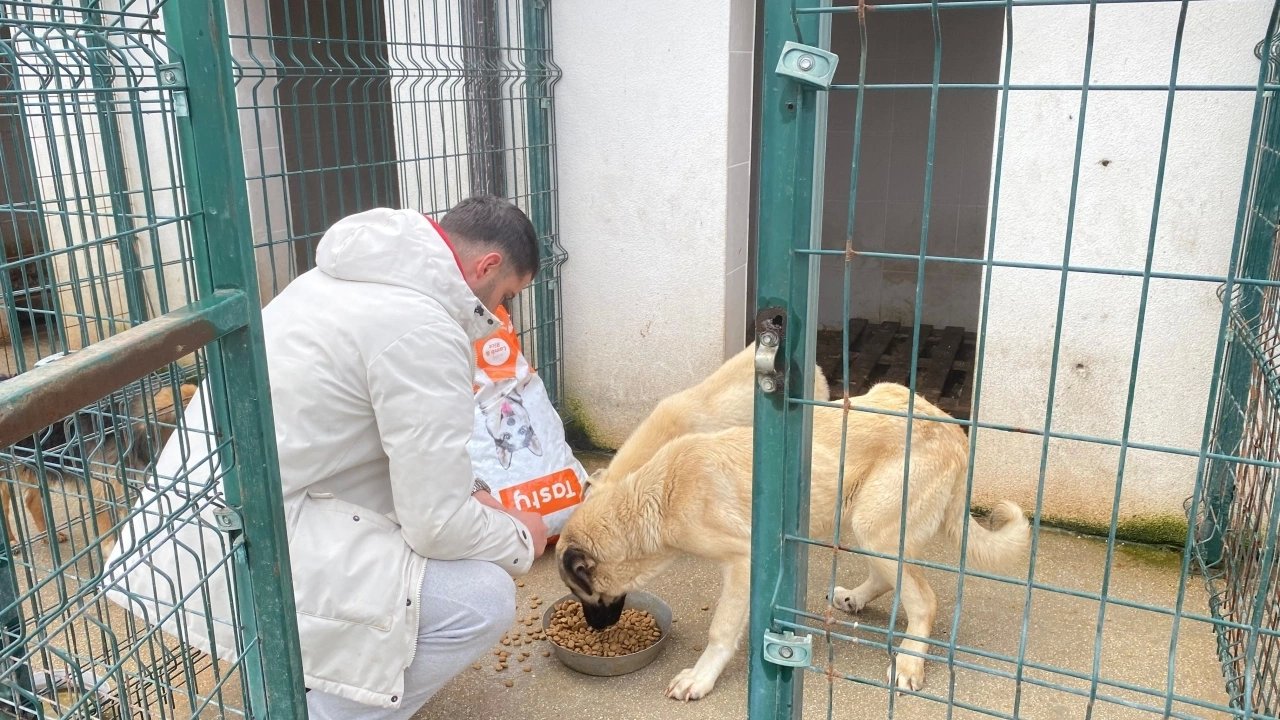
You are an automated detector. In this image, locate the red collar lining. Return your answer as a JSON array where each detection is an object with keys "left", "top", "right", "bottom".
[{"left": 424, "top": 214, "right": 465, "bottom": 276}]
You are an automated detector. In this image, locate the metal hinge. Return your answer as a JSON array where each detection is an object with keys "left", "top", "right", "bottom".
[
  {"left": 755, "top": 307, "right": 786, "bottom": 394},
  {"left": 158, "top": 62, "right": 189, "bottom": 117},
  {"left": 763, "top": 630, "right": 813, "bottom": 668},
  {"left": 213, "top": 507, "right": 243, "bottom": 533},
  {"left": 774, "top": 41, "right": 839, "bottom": 90}
]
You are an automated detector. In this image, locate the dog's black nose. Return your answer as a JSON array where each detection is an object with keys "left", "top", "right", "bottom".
[{"left": 582, "top": 596, "right": 626, "bottom": 630}]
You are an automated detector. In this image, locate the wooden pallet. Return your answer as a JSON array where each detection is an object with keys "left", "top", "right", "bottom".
[{"left": 816, "top": 319, "right": 977, "bottom": 420}]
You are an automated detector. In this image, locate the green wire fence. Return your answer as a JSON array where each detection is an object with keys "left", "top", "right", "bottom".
[
  {"left": 226, "top": 0, "right": 566, "bottom": 402},
  {"left": 750, "top": 0, "right": 1280, "bottom": 718},
  {"left": 1, "top": 0, "right": 565, "bottom": 398},
  {"left": 0, "top": 0, "right": 561, "bottom": 717},
  {"left": 1196, "top": 30, "right": 1280, "bottom": 712}
]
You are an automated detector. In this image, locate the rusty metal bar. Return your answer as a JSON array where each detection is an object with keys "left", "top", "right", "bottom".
[{"left": 0, "top": 289, "right": 248, "bottom": 446}]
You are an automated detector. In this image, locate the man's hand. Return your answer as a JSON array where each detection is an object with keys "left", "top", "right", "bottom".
[
  {"left": 511, "top": 510, "right": 549, "bottom": 559},
  {"left": 472, "top": 490, "right": 548, "bottom": 559},
  {"left": 472, "top": 489, "right": 505, "bottom": 511}
]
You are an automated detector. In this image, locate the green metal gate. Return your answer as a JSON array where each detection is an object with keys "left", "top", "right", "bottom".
[
  {"left": 0, "top": 0, "right": 306, "bottom": 718},
  {"left": 750, "top": 1, "right": 1280, "bottom": 718}
]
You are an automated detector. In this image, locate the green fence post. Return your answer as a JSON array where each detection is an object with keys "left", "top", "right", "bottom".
[
  {"left": 749, "top": 1, "right": 822, "bottom": 718},
  {"left": 522, "top": 0, "right": 561, "bottom": 405},
  {"left": 160, "top": 1, "right": 308, "bottom": 717}
]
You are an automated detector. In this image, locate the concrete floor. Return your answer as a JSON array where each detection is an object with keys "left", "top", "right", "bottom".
[{"left": 418, "top": 454, "right": 1235, "bottom": 720}]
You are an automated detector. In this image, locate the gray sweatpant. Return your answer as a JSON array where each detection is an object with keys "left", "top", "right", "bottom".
[{"left": 305, "top": 558, "right": 516, "bottom": 720}]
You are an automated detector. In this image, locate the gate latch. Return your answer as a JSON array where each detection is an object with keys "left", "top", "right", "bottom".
[
  {"left": 158, "top": 62, "right": 189, "bottom": 118},
  {"left": 774, "top": 41, "right": 839, "bottom": 90},
  {"left": 755, "top": 307, "right": 786, "bottom": 394},
  {"left": 763, "top": 630, "right": 813, "bottom": 668},
  {"left": 213, "top": 507, "right": 243, "bottom": 533}
]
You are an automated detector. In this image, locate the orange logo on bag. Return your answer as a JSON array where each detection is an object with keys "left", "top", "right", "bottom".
[
  {"left": 498, "top": 469, "right": 582, "bottom": 516},
  {"left": 474, "top": 306, "right": 520, "bottom": 382}
]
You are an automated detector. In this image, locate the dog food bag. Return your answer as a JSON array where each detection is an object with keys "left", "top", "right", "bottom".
[{"left": 466, "top": 305, "right": 586, "bottom": 544}]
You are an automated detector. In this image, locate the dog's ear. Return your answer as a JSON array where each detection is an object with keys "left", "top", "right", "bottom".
[
  {"left": 582, "top": 468, "right": 607, "bottom": 498},
  {"left": 562, "top": 546, "right": 596, "bottom": 593}
]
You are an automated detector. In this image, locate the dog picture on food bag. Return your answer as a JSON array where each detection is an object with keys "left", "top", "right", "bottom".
[{"left": 482, "top": 388, "right": 543, "bottom": 469}]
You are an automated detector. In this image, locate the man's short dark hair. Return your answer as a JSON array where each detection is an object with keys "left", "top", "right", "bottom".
[{"left": 440, "top": 195, "right": 540, "bottom": 278}]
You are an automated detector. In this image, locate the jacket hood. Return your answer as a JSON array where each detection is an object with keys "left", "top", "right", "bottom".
[{"left": 314, "top": 207, "right": 500, "bottom": 341}]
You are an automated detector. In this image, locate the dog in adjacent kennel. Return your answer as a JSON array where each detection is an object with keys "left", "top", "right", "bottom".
[
  {"left": 556, "top": 354, "right": 1029, "bottom": 701},
  {"left": 0, "top": 375, "right": 197, "bottom": 547}
]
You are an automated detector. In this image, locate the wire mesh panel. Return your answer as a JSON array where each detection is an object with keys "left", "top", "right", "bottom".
[
  {"left": 750, "top": 0, "right": 1280, "bottom": 718},
  {"left": 1194, "top": 35, "right": 1280, "bottom": 715},
  {"left": 0, "top": 368, "right": 236, "bottom": 719},
  {"left": 0, "top": 3, "right": 184, "bottom": 374},
  {"left": 225, "top": 0, "right": 567, "bottom": 403},
  {"left": 0, "top": 0, "right": 304, "bottom": 717}
]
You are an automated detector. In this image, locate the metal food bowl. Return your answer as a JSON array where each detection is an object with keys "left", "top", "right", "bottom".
[{"left": 542, "top": 592, "right": 672, "bottom": 677}]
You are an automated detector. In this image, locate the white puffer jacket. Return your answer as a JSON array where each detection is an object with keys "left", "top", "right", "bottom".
[{"left": 104, "top": 208, "right": 535, "bottom": 708}]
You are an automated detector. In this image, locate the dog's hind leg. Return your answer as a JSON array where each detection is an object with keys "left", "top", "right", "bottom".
[
  {"left": 869, "top": 558, "right": 936, "bottom": 693},
  {"left": 665, "top": 557, "right": 750, "bottom": 702}
]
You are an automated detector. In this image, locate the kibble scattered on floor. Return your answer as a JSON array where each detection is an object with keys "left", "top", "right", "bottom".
[{"left": 473, "top": 587, "right": 558, "bottom": 688}]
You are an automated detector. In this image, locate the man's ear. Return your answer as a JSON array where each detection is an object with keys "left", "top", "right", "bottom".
[{"left": 474, "top": 251, "right": 504, "bottom": 280}]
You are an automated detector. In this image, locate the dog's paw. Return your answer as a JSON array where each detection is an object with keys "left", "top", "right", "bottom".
[
  {"left": 830, "top": 585, "right": 865, "bottom": 614},
  {"left": 54, "top": 530, "right": 69, "bottom": 543},
  {"left": 886, "top": 655, "right": 924, "bottom": 693},
  {"left": 666, "top": 668, "right": 715, "bottom": 702}
]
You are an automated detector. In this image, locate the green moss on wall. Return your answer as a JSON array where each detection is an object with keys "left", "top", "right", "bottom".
[
  {"left": 561, "top": 397, "right": 609, "bottom": 452},
  {"left": 1038, "top": 513, "right": 1188, "bottom": 548}
]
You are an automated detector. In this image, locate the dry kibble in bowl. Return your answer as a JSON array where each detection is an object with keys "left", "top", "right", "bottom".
[{"left": 545, "top": 600, "right": 663, "bottom": 657}]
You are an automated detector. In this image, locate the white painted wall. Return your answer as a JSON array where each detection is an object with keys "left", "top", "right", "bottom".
[
  {"left": 554, "top": 0, "right": 755, "bottom": 448},
  {"left": 971, "top": 0, "right": 1270, "bottom": 531}
]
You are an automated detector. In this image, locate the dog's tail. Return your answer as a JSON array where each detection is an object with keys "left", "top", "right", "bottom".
[{"left": 944, "top": 494, "right": 1030, "bottom": 572}]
